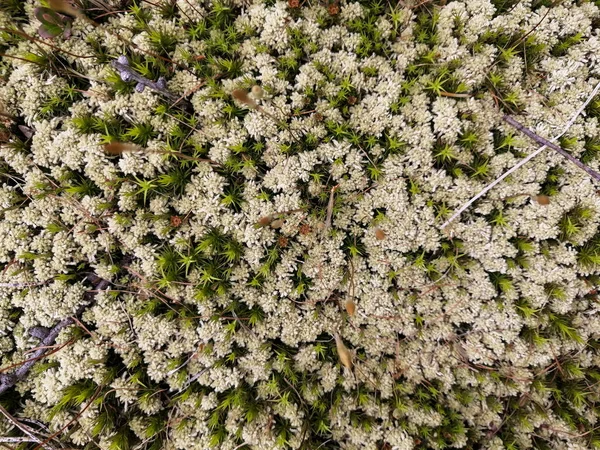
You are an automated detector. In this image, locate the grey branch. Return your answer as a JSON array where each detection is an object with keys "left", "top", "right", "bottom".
[
  {"left": 0, "top": 274, "right": 110, "bottom": 396},
  {"left": 503, "top": 115, "right": 600, "bottom": 181},
  {"left": 29, "top": 326, "right": 51, "bottom": 340},
  {"left": 111, "top": 55, "right": 180, "bottom": 103},
  {"left": 0, "top": 405, "right": 56, "bottom": 450},
  {"left": 0, "top": 437, "right": 41, "bottom": 443}
]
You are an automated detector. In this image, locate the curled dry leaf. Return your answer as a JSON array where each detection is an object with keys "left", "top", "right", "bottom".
[
  {"left": 345, "top": 300, "right": 356, "bottom": 316},
  {"left": 334, "top": 333, "right": 353, "bottom": 369}
]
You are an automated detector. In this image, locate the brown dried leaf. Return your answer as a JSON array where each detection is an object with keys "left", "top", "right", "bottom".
[
  {"left": 375, "top": 228, "right": 386, "bottom": 240},
  {"left": 257, "top": 216, "right": 273, "bottom": 227},
  {"left": 534, "top": 194, "right": 550, "bottom": 205},
  {"left": 104, "top": 142, "right": 142, "bottom": 155},
  {"left": 334, "top": 333, "right": 352, "bottom": 369},
  {"left": 232, "top": 88, "right": 258, "bottom": 109},
  {"left": 345, "top": 300, "right": 356, "bottom": 316}
]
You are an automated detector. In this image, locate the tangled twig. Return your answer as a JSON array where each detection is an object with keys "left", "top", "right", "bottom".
[
  {"left": 441, "top": 81, "right": 600, "bottom": 230},
  {"left": 503, "top": 115, "right": 600, "bottom": 181},
  {"left": 111, "top": 55, "right": 181, "bottom": 103},
  {"left": 0, "top": 273, "right": 111, "bottom": 395}
]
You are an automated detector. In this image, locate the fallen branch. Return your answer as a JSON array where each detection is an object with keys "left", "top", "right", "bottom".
[
  {"left": 111, "top": 55, "right": 181, "bottom": 103},
  {"left": 0, "top": 273, "right": 110, "bottom": 396},
  {"left": 440, "top": 81, "right": 600, "bottom": 229},
  {"left": 0, "top": 436, "right": 42, "bottom": 443},
  {"left": 0, "top": 405, "right": 55, "bottom": 450},
  {"left": 503, "top": 115, "right": 600, "bottom": 181}
]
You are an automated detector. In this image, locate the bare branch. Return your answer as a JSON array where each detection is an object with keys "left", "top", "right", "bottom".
[
  {"left": 441, "top": 81, "right": 600, "bottom": 229},
  {"left": 503, "top": 115, "right": 600, "bottom": 181},
  {"left": 0, "top": 406, "right": 55, "bottom": 450},
  {"left": 0, "top": 274, "right": 110, "bottom": 395}
]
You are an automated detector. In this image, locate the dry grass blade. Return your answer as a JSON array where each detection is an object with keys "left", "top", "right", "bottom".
[{"left": 0, "top": 406, "right": 55, "bottom": 450}]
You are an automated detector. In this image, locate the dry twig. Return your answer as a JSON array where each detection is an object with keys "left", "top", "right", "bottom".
[
  {"left": 503, "top": 115, "right": 600, "bottom": 181},
  {"left": 0, "top": 273, "right": 111, "bottom": 395},
  {"left": 441, "top": 81, "right": 600, "bottom": 229}
]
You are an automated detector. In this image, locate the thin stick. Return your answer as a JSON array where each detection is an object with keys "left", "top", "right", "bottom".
[
  {"left": 503, "top": 115, "right": 600, "bottom": 181},
  {"left": 0, "top": 406, "right": 54, "bottom": 450},
  {"left": 441, "top": 81, "right": 600, "bottom": 229},
  {"left": 0, "top": 275, "right": 110, "bottom": 395},
  {"left": 32, "top": 385, "right": 103, "bottom": 450},
  {"left": 0, "top": 437, "right": 41, "bottom": 443}
]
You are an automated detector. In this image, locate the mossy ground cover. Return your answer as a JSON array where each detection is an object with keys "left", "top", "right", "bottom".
[{"left": 2, "top": 0, "right": 600, "bottom": 449}]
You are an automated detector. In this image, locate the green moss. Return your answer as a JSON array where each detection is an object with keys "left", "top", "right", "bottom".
[{"left": 558, "top": 206, "right": 594, "bottom": 242}]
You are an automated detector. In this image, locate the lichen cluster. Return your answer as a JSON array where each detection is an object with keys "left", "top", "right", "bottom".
[{"left": 2, "top": 0, "right": 600, "bottom": 449}]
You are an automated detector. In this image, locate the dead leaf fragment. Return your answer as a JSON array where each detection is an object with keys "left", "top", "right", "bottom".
[
  {"left": 251, "top": 85, "right": 264, "bottom": 99},
  {"left": 104, "top": 142, "right": 142, "bottom": 155},
  {"left": 257, "top": 216, "right": 272, "bottom": 227},
  {"left": 375, "top": 228, "right": 386, "bottom": 240},
  {"left": 232, "top": 88, "right": 258, "bottom": 110},
  {"left": 334, "top": 333, "right": 353, "bottom": 369},
  {"left": 345, "top": 300, "right": 356, "bottom": 316},
  {"left": 270, "top": 219, "right": 284, "bottom": 229}
]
